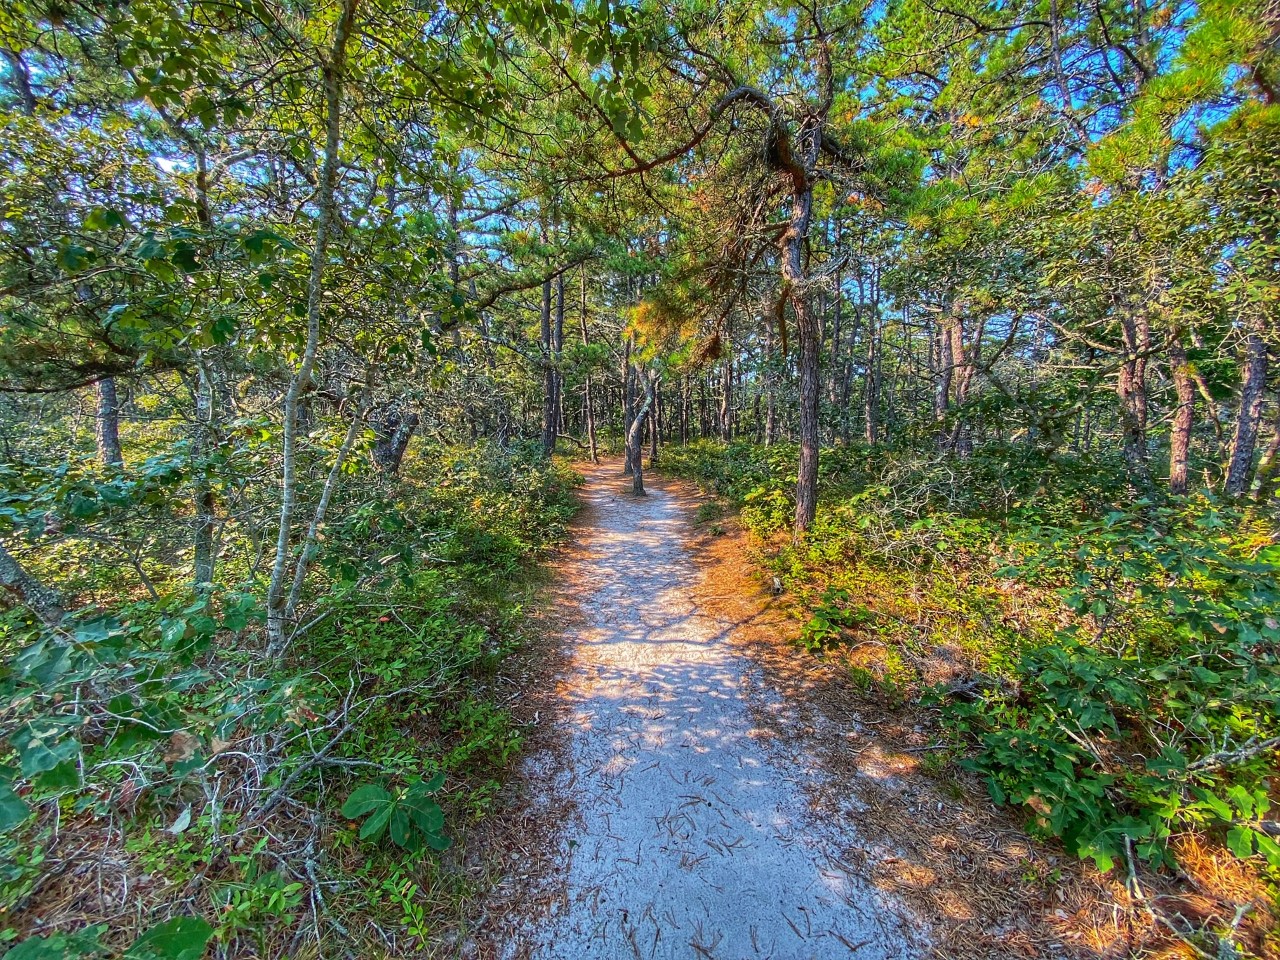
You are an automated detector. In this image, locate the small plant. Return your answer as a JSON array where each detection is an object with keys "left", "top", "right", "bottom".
[
  {"left": 1, "top": 917, "right": 213, "bottom": 960},
  {"left": 342, "top": 773, "right": 451, "bottom": 854},
  {"left": 695, "top": 502, "right": 723, "bottom": 523},
  {"left": 382, "top": 870, "right": 432, "bottom": 940},
  {"left": 799, "top": 587, "right": 875, "bottom": 653}
]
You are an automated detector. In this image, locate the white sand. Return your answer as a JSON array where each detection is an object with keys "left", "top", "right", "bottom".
[{"left": 516, "top": 468, "right": 922, "bottom": 960}]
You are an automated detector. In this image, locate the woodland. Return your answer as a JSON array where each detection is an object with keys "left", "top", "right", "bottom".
[{"left": 0, "top": 0, "right": 1279, "bottom": 957}]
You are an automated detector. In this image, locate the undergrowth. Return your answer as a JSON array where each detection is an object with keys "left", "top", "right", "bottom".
[
  {"left": 665, "top": 439, "right": 1280, "bottom": 948},
  {"left": 0, "top": 439, "right": 578, "bottom": 958}
]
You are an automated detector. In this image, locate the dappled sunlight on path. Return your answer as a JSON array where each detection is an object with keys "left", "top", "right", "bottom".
[{"left": 517, "top": 464, "right": 919, "bottom": 960}]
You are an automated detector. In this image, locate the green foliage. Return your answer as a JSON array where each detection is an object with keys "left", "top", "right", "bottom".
[
  {"left": 1, "top": 917, "right": 212, "bottom": 960},
  {"left": 342, "top": 774, "right": 451, "bottom": 854},
  {"left": 665, "top": 441, "right": 1280, "bottom": 882},
  {"left": 0, "top": 442, "right": 576, "bottom": 949},
  {"left": 952, "top": 501, "right": 1280, "bottom": 875},
  {"left": 799, "top": 587, "right": 876, "bottom": 654}
]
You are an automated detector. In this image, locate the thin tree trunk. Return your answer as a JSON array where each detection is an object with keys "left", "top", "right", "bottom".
[
  {"left": 649, "top": 383, "right": 660, "bottom": 464},
  {"left": 864, "top": 309, "right": 880, "bottom": 444},
  {"left": 284, "top": 391, "right": 371, "bottom": 632},
  {"left": 540, "top": 277, "right": 557, "bottom": 455},
  {"left": 784, "top": 181, "right": 820, "bottom": 532},
  {"left": 622, "top": 335, "right": 636, "bottom": 473},
  {"left": 2, "top": 48, "right": 37, "bottom": 115},
  {"left": 579, "top": 271, "right": 598, "bottom": 462},
  {"left": 265, "top": 0, "right": 358, "bottom": 656},
  {"left": 193, "top": 362, "right": 216, "bottom": 591},
  {"left": 554, "top": 271, "right": 565, "bottom": 440},
  {"left": 95, "top": 377, "right": 124, "bottom": 467},
  {"left": 1225, "top": 317, "right": 1269, "bottom": 496},
  {"left": 1251, "top": 395, "right": 1280, "bottom": 501},
  {"left": 628, "top": 375, "right": 656, "bottom": 495},
  {"left": 1117, "top": 312, "right": 1151, "bottom": 482},
  {"left": 1168, "top": 330, "right": 1195, "bottom": 495},
  {"left": 933, "top": 312, "right": 953, "bottom": 450},
  {"left": 765, "top": 312, "right": 778, "bottom": 446},
  {"left": 719, "top": 354, "right": 733, "bottom": 440},
  {"left": 0, "top": 540, "right": 64, "bottom": 628}
]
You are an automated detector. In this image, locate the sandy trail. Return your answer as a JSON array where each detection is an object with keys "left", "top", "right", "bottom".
[{"left": 513, "top": 464, "right": 921, "bottom": 960}]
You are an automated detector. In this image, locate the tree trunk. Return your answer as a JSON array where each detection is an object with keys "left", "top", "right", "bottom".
[
  {"left": 554, "top": 271, "right": 565, "bottom": 439},
  {"left": 193, "top": 363, "right": 216, "bottom": 592},
  {"left": 284, "top": 390, "right": 371, "bottom": 633},
  {"left": 265, "top": 0, "right": 359, "bottom": 657},
  {"left": 765, "top": 312, "right": 778, "bottom": 446},
  {"left": 649, "top": 383, "right": 660, "bottom": 464},
  {"left": 1225, "top": 317, "right": 1268, "bottom": 496},
  {"left": 864, "top": 309, "right": 880, "bottom": 444},
  {"left": 1251, "top": 395, "right": 1280, "bottom": 501},
  {"left": 1117, "top": 312, "right": 1151, "bottom": 482},
  {"left": 784, "top": 180, "right": 820, "bottom": 533},
  {"left": 2, "top": 49, "right": 37, "bottom": 115},
  {"left": 95, "top": 377, "right": 124, "bottom": 467},
  {"left": 1168, "top": 330, "right": 1195, "bottom": 495},
  {"left": 540, "top": 277, "right": 557, "bottom": 455},
  {"left": 372, "top": 407, "right": 419, "bottom": 474},
  {"left": 628, "top": 375, "right": 656, "bottom": 495},
  {"left": 719, "top": 354, "right": 733, "bottom": 440},
  {"left": 579, "top": 271, "right": 598, "bottom": 462},
  {"left": 622, "top": 336, "right": 636, "bottom": 474},
  {"left": 0, "top": 540, "right": 64, "bottom": 628},
  {"left": 932, "top": 313, "right": 953, "bottom": 450}
]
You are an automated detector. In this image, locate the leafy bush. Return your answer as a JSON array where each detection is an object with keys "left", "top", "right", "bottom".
[
  {"left": 662, "top": 441, "right": 1280, "bottom": 884},
  {"left": 342, "top": 774, "right": 450, "bottom": 853},
  {"left": 951, "top": 500, "right": 1280, "bottom": 874},
  {"left": 0, "top": 440, "right": 577, "bottom": 954}
]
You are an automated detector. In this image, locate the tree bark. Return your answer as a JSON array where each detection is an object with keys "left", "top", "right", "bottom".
[
  {"left": 579, "top": 271, "right": 598, "bottom": 462},
  {"left": 864, "top": 307, "right": 880, "bottom": 444},
  {"left": 784, "top": 179, "right": 820, "bottom": 531},
  {"left": 265, "top": 0, "right": 359, "bottom": 656},
  {"left": 284, "top": 390, "right": 371, "bottom": 634},
  {"left": 719, "top": 352, "right": 733, "bottom": 440},
  {"left": 192, "top": 362, "right": 216, "bottom": 591},
  {"left": 649, "top": 383, "right": 661, "bottom": 464},
  {"left": 0, "top": 540, "right": 64, "bottom": 628},
  {"left": 1117, "top": 312, "right": 1151, "bottom": 482},
  {"left": 1225, "top": 317, "right": 1269, "bottom": 496},
  {"left": 2, "top": 48, "right": 37, "bottom": 115},
  {"left": 540, "top": 277, "right": 557, "bottom": 455},
  {"left": 628, "top": 374, "right": 656, "bottom": 495},
  {"left": 932, "top": 312, "right": 953, "bottom": 450},
  {"left": 1167, "top": 330, "right": 1195, "bottom": 495},
  {"left": 372, "top": 407, "right": 418, "bottom": 474},
  {"left": 1251, "top": 395, "right": 1280, "bottom": 501},
  {"left": 622, "top": 335, "right": 636, "bottom": 474},
  {"left": 95, "top": 377, "right": 124, "bottom": 468}
]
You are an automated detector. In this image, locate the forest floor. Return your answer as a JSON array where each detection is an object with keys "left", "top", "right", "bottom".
[{"left": 471, "top": 461, "right": 1152, "bottom": 960}]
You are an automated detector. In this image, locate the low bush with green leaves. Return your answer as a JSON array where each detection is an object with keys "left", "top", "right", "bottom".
[
  {"left": 0, "top": 440, "right": 578, "bottom": 956},
  {"left": 663, "top": 441, "right": 1280, "bottom": 890}
]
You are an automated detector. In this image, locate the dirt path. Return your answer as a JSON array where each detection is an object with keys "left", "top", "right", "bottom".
[{"left": 506, "top": 463, "right": 921, "bottom": 960}]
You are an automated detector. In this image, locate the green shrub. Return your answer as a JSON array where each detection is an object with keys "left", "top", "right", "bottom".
[{"left": 661, "top": 440, "right": 1280, "bottom": 881}]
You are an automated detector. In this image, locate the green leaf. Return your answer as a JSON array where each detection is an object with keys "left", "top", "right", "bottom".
[
  {"left": 13, "top": 723, "right": 80, "bottom": 777},
  {"left": 403, "top": 792, "right": 445, "bottom": 835},
  {"left": 0, "top": 783, "right": 30, "bottom": 832},
  {"left": 123, "top": 916, "right": 213, "bottom": 960},
  {"left": 341, "top": 784, "right": 391, "bottom": 818},
  {"left": 358, "top": 803, "right": 394, "bottom": 842},
  {"left": 389, "top": 806, "right": 413, "bottom": 848},
  {"left": 425, "top": 831, "right": 453, "bottom": 852}
]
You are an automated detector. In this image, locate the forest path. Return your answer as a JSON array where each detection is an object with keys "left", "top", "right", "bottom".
[{"left": 512, "top": 461, "right": 919, "bottom": 960}]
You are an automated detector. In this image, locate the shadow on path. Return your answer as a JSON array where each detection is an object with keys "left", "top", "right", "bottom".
[{"left": 516, "top": 463, "right": 921, "bottom": 960}]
